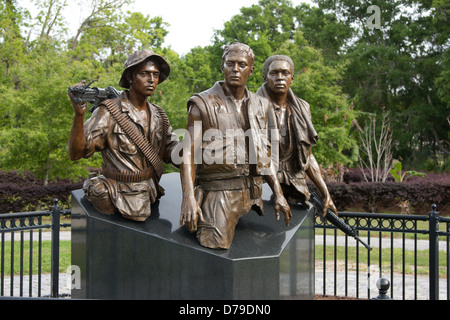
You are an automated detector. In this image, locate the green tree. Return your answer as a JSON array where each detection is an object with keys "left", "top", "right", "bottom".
[
  {"left": 0, "top": 0, "right": 173, "bottom": 184},
  {"left": 34, "top": 0, "right": 68, "bottom": 41},
  {"left": 0, "top": 42, "right": 99, "bottom": 184},
  {"left": 211, "top": 0, "right": 359, "bottom": 166},
  {"left": 181, "top": 46, "right": 222, "bottom": 94},
  {"left": 213, "top": 0, "right": 300, "bottom": 89},
  {"left": 149, "top": 48, "right": 193, "bottom": 131},
  {"left": 295, "top": 3, "right": 353, "bottom": 65},
  {"left": 278, "top": 31, "right": 359, "bottom": 166},
  {"left": 0, "top": 0, "right": 28, "bottom": 81},
  {"left": 69, "top": 0, "right": 131, "bottom": 51},
  {"left": 315, "top": 0, "right": 450, "bottom": 170}
]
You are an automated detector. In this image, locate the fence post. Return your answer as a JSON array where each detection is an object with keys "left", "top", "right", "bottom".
[
  {"left": 429, "top": 204, "right": 439, "bottom": 300},
  {"left": 51, "top": 199, "right": 61, "bottom": 298}
]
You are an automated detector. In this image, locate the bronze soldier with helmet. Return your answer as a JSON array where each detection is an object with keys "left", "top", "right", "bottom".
[{"left": 68, "top": 50, "right": 179, "bottom": 222}]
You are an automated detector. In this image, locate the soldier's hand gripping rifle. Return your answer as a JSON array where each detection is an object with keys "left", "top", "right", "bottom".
[
  {"left": 68, "top": 80, "right": 121, "bottom": 112},
  {"left": 310, "top": 192, "right": 372, "bottom": 251}
]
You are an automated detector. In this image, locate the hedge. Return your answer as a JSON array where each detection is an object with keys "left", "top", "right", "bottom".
[
  {"left": 319, "top": 181, "right": 448, "bottom": 214},
  {"left": 0, "top": 169, "right": 448, "bottom": 215},
  {"left": 317, "top": 169, "right": 449, "bottom": 215},
  {"left": 0, "top": 170, "right": 83, "bottom": 213}
]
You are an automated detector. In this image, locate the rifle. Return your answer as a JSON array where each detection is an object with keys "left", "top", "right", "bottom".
[
  {"left": 310, "top": 192, "right": 372, "bottom": 251},
  {"left": 68, "top": 80, "right": 121, "bottom": 112}
]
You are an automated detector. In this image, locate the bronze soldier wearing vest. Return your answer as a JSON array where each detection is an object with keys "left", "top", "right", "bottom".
[
  {"left": 68, "top": 50, "right": 179, "bottom": 222},
  {"left": 179, "top": 43, "right": 292, "bottom": 249}
]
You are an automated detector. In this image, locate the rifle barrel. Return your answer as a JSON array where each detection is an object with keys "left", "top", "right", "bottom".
[{"left": 310, "top": 192, "right": 372, "bottom": 251}]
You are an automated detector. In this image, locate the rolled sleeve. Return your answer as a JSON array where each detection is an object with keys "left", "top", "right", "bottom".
[{"left": 84, "top": 106, "right": 111, "bottom": 158}]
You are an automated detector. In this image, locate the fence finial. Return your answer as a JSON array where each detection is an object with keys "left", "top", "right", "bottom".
[{"left": 372, "top": 278, "right": 392, "bottom": 300}]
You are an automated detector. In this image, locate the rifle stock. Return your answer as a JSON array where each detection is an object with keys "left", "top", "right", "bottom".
[{"left": 310, "top": 192, "right": 372, "bottom": 251}]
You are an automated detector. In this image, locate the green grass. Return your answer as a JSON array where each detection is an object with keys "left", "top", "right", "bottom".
[
  {"left": 0, "top": 240, "right": 71, "bottom": 275},
  {"left": 314, "top": 245, "right": 448, "bottom": 277},
  {"left": 279, "top": 238, "right": 448, "bottom": 278},
  {"left": 2, "top": 228, "right": 447, "bottom": 280}
]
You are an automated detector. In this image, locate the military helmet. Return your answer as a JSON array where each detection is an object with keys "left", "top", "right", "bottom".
[{"left": 119, "top": 49, "right": 170, "bottom": 89}]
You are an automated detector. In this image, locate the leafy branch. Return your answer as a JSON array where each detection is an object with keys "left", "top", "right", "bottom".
[{"left": 390, "top": 161, "right": 426, "bottom": 183}]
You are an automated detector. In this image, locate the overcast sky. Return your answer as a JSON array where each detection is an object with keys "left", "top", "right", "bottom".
[
  {"left": 129, "top": 0, "right": 313, "bottom": 54},
  {"left": 20, "top": 0, "right": 313, "bottom": 55}
]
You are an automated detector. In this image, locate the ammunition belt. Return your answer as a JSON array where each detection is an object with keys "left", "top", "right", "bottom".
[
  {"left": 102, "top": 167, "right": 154, "bottom": 183},
  {"left": 101, "top": 98, "right": 169, "bottom": 181},
  {"left": 199, "top": 176, "right": 262, "bottom": 199},
  {"left": 199, "top": 177, "right": 249, "bottom": 191}
]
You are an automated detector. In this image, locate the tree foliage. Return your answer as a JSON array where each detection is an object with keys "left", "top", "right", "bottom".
[
  {"left": 212, "top": 0, "right": 360, "bottom": 165},
  {"left": 314, "top": 0, "right": 449, "bottom": 170},
  {"left": 0, "top": 0, "right": 448, "bottom": 186}
]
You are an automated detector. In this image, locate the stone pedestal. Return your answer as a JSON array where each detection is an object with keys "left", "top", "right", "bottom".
[{"left": 71, "top": 173, "right": 314, "bottom": 300}]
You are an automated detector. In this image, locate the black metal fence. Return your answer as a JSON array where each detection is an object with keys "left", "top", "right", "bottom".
[
  {"left": 0, "top": 200, "right": 448, "bottom": 300},
  {"left": 0, "top": 199, "right": 70, "bottom": 298},
  {"left": 315, "top": 205, "right": 450, "bottom": 300}
]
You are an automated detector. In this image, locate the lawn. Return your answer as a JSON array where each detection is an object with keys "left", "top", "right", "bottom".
[
  {"left": 0, "top": 240, "right": 71, "bottom": 275},
  {"left": 1, "top": 227, "right": 448, "bottom": 280},
  {"left": 314, "top": 244, "right": 448, "bottom": 277}
]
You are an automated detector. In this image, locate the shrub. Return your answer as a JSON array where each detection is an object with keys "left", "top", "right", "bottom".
[
  {"left": 0, "top": 170, "right": 83, "bottom": 213},
  {"left": 317, "top": 170, "right": 449, "bottom": 215},
  {"left": 1, "top": 169, "right": 448, "bottom": 215}
]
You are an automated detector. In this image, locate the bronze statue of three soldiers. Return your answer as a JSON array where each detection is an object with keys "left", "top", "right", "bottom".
[{"left": 68, "top": 44, "right": 337, "bottom": 250}]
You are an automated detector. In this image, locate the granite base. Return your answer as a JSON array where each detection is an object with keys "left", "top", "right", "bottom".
[{"left": 71, "top": 173, "right": 314, "bottom": 300}]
